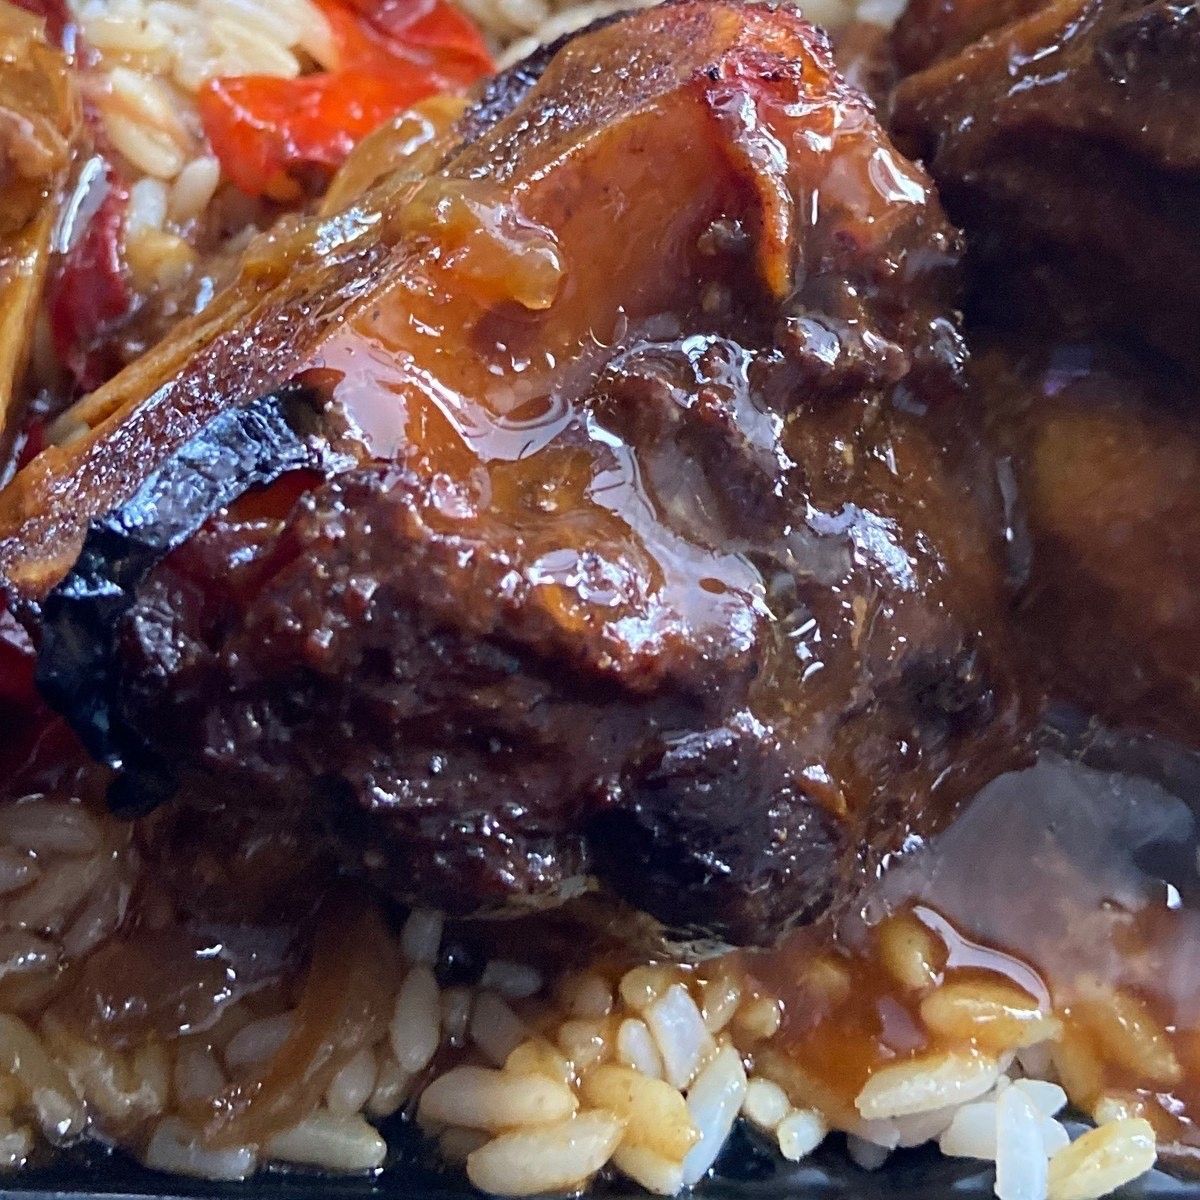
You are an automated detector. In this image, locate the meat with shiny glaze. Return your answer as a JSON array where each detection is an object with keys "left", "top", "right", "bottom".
[
  {"left": 976, "top": 340, "right": 1200, "bottom": 748},
  {"left": 890, "top": 0, "right": 1200, "bottom": 374},
  {"left": 4, "top": 1, "right": 1029, "bottom": 946}
]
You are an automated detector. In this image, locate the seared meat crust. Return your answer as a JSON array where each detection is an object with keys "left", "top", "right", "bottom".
[
  {"left": 15, "top": 1, "right": 1028, "bottom": 945},
  {"left": 891, "top": 0, "right": 1200, "bottom": 374},
  {"left": 975, "top": 341, "right": 1200, "bottom": 749}
]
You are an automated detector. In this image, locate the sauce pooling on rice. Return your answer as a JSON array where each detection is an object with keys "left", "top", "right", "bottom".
[{"left": 746, "top": 750, "right": 1200, "bottom": 1164}]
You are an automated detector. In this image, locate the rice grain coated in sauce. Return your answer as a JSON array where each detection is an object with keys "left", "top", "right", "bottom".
[{"left": 0, "top": 0, "right": 1195, "bottom": 1196}]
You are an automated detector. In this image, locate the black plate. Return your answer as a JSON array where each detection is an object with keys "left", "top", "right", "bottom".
[{"left": 1, "top": 1121, "right": 1196, "bottom": 1200}]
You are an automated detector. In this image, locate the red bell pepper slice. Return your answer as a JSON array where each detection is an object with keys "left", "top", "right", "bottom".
[
  {"left": 200, "top": 0, "right": 492, "bottom": 201},
  {"left": 45, "top": 167, "right": 133, "bottom": 394},
  {"left": 324, "top": 0, "right": 492, "bottom": 82}
]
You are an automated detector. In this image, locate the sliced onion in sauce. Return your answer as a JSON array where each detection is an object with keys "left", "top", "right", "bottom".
[{"left": 196, "top": 890, "right": 397, "bottom": 1148}]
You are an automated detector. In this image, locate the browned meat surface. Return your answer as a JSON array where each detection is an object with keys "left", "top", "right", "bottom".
[
  {"left": 0, "top": 1, "right": 76, "bottom": 473},
  {"left": 2, "top": 1, "right": 1029, "bottom": 946},
  {"left": 976, "top": 341, "right": 1200, "bottom": 748},
  {"left": 891, "top": 0, "right": 1048, "bottom": 71},
  {"left": 890, "top": 0, "right": 1200, "bottom": 374}
]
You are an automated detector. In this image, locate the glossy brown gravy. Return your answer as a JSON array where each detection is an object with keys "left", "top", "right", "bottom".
[
  {"left": 741, "top": 748, "right": 1200, "bottom": 1163},
  {"left": 5, "top": 566, "right": 1200, "bottom": 1168},
  {"left": 0, "top": 0, "right": 1196, "bottom": 1178}
]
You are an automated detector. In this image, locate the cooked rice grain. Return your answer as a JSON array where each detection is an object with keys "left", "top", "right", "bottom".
[
  {"left": 1072, "top": 986, "right": 1182, "bottom": 1087},
  {"left": 470, "top": 990, "right": 528, "bottom": 1067},
  {"left": 419, "top": 1065, "right": 578, "bottom": 1133},
  {"left": 0, "top": 1118, "right": 32, "bottom": 1169},
  {"left": 776, "top": 1108, "right": 827, "bottom": 1162},
  {"left": 613, "top": 1142, "right": 687, "bottom": 1195},
  {"left": 325, "top": 1046, "right": 378, "bottom": 1115},
  {"left": 144, "top": 1118, "right": 257, "bottom": 1180},
  {"left": 877, "top": 912, "right": 945, "bottom": 992},
  {"left": 168, "top": 155, "right": 221, "bottom": 223},
  {"left": 481, "top": 960, "right": 544, "bottom": 1001},
  {"left": 505, "top": 1039, "right": 574, "bottom": 1087},
  {"left": 856, "top": 1050, "right": 1002, "bottom": 1120},
  {"left": 468, "top": 1111, "right": 624, "bottom": 1196},
  {"left": 701, "top": 973, "right": 743, "bottom": 1034},
  {"left": 399, "top": 907, "right": 443, "bottom": 966},
  {"left": 557, "top": 1018, "right": 609, "bottom": 1074},
  {"left": 223, "top": 1012, "right": 295, "bottom": 1070},
  {"left": 265, "top": 1110, "right": 387, "bottom": 1172},
  {"left": 579, "top": 1065, "right": 697, "bottom": 1160},
  {"left": 995, "top": 1085, "right": 1049, "bottom": 1200},
  {"left": 172, "top": 1044, "right": 225, "bottom": 1105},
  {"left": 557, "top": 971, "right": 614, "bottom": 1019},
  {"left": 645, "top": 984, "right": 714, "bottom": 1092},
  {"left": 616, "top": 1017, "right": 664, "bottom": 1080},
  {"left": 0, "top": 1015, "right": 85, "bottom": 1141},
  {"left": 1047, "top": 1119, "right": 1157, "bottom": 1200},
  {"left": 390, "top": 965, "right": 441, "bottom": 1074},
  {"left": 742, "top": 1077, "right": 791, "bottom": 1132},
  {"left": 846, "top": 1133, "right": 892, "bottom": 1171},
  {"left": 920, "top": 980, "right": 1061, "bottom": 1052},
  {"left": 681, "top": 1043, "right": 746, "bottom": 1186},
  {"left": 364, "top": 1053, "right": 412, "bottom": 1120}
]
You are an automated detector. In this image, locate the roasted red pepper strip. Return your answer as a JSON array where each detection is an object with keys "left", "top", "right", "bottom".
[
  {"left": 200, "top": 70, "right": 443, "bottom": 202},
  {"left": 45, "top": 167, "right": 133, "bottom": 393},
  {"left": 323, "top": 0, "right": 491, "bottom": 81},
  {"left": 199, "top": 0, "right": 491, "bottom": 201}
]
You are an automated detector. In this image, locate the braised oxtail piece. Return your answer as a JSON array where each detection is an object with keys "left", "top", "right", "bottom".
[
  {"left": 890, "top": 0, "right": 1200, "bottom": 374},
  {"left": 6, "top": 1, "right": 1029, "bottom": 946},
  {"left": 37, "top": 381, "right": 354, "bottom": 811},
  {"left": 974, "top": 340, "right": 1200, "bottom": 749}
]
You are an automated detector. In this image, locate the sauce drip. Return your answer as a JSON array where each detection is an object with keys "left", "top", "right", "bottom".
[{"left": 747, "top": 744, "right": 1200, "bottom": 1162}]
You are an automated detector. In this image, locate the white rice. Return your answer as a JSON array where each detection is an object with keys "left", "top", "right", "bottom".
[
  {"left": 995, "top": 1086, "right": 1049, "bottom": 1200},
  {"left": 644, "top": 984, "right": 715, "bottom": 1091},
  {"left": 223, "top": 1012, "right": 294, "bottom": 1069},
  {"left": 400, "top": 908, "right": 445, "bottom": 966},
  {"left": 0, "top": 2, "right": 1181, "bottom": 1195},
  {"left": 616, "top": 1017, "right": 665, "bottom": 1079},
  {"left": 1047, "top": 1120, "right": 1157, "bottom": 1200},
  {"left": 326, "top": 1046, "right": 378, "bottom": 1115},
  {"left": 419, "top": 1067, "right": 579, "bottom": 1133},
  {"left": 0, "top": 839, "right": 1171, "bottom": 1198},
  {"left": 469, "top": 991, "right": 528, "bottom": 1067},
  {"left": 681, "top": 1044, "right": 747, "bottom": 1186},
  {"left": 466, "top": 1110, "right": 625, "bottom": 1196},
  {"left": 480, "top": 960, "right": 543, "bottom": 1001},
  {"left": 390, "top": 965, "right": 441, "bottom": 1074},
  {"left": 777, "top": 1109, "right": 827, "bottom": 1161},
  {"left": 264, "top": 1111, "right": 387, "bottom": 1172},
  {"left": 856, "top": 1051, "right": 1003, "bottom": 1120},
  {"left": 742, "top": 1077, "right": 791, "bottom": 1131},
  {"left": 144, "top": 1118, "right": 258, "bottom": 1179}
]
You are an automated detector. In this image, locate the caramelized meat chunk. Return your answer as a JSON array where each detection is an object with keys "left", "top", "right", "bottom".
[
  {"left": 891, "top": 0, "right": 1048, "bottom": 71},
  {"left": 891, "top": 0, "right": 1200, "bottom": 373},
  {"left": 0, "top": 1, "right": 76, "bottom": 467},
  {"left": 978, "top": 341, "right": 1200, "bottom": 748},
  {"left": 14, "top": 1, "right": 1026, "bottom": 945}
]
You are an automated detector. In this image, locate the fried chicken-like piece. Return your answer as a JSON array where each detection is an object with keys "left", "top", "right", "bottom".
[
  {"left": 891, "top": 0, "right": 1200, "bottom": 374},
  {"left": 5, "top": 2, "right": 1028, "bottom": 945}
]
